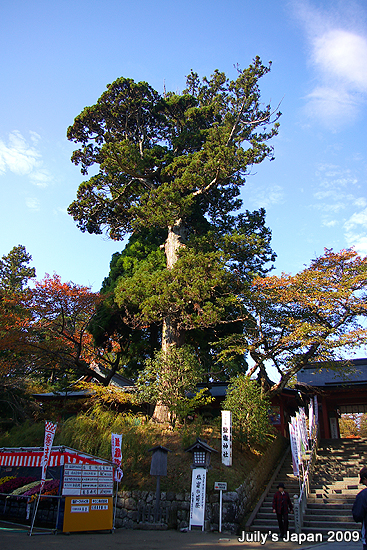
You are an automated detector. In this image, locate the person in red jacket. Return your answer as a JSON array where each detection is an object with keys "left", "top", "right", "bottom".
[{"left": 272, "top": 482, "right": 293, "bottom": 538}]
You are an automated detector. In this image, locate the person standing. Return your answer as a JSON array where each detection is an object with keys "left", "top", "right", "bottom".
[
  {"left": 272, "top": 482, "right": 293, "bottom": 538},
  {"left": 352, "top": 467, "right": 367, "bottom": 550}
]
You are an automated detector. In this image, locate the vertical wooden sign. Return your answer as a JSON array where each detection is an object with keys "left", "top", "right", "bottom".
[{"left": 221, "top": 410, "right": 232, "bottom": 466}]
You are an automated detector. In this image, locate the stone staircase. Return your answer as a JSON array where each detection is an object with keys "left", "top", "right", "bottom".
[
  {"left": 246, "top": 446, "right": 298, "bottom": 533},
  {"left": 247, "top": 438, "right": 367, "bottom": 536}
]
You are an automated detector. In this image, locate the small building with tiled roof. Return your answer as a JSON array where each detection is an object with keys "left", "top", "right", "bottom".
[{"left": 296, "top": 358, "right": 367, "bottom": 438}]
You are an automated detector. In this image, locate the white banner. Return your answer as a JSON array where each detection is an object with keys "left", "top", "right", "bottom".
[
  {"left": 298, "top": 408, "right": 309, "bottom": 451},
  {"left": 111, "top": 433, "right": 123, "bottom": 482},
  {"left": 314, "top": 395, "right": 319, "bottom": 426},
  {"left": 221, "top": 410, "right": 232, "bottom": 466},
  {"left": 41, "top": 421, "right": 57, "bottom": 485},
  {"left": 189, "top": 467, "right": 206, "bottom": 529},
  {"left": 292, "top": 415, "right": 303, "bottom": 465},
  {"left": 289, "top": 421, "right": 299, "bottom": 477},
  {"left": 308, "top": 399, "right": 314, "bottom": 439}
]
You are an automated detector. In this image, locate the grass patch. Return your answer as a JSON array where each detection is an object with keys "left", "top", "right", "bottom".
[{"left": 0, "top": 411, "right": 274, "bottom": 494}]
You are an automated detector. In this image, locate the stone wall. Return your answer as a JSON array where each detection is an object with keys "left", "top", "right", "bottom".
[{"left": 115, "top": 434, "right": 288, "bottom": 533}]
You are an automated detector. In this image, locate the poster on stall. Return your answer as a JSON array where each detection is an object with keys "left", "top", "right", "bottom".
[
  {"left": 189, "top": 467, "right": 206, "bottom": 530},
  {"left": 62, "top": 463, "right": 114, "bottom": 496}
]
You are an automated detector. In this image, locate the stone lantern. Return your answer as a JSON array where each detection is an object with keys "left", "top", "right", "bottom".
[{"left": 185, "top": 437, "right": 217, "bottom": 469}]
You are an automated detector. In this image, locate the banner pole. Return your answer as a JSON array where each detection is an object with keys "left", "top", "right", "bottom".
[
  {"left": 28, "top": 492, "right": 42, "bottom": 536},
  {"left": 113, "top": 481, "right": 119, "bottom": 530}
]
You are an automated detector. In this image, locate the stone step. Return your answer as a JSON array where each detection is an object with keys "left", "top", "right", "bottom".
[
  {"left": 308, "top": 492, "right": 356, "bottom": 499},
  {"left": 303, "top": 513, "right": 355, "bottom": 523},
  {"left": 307, "top": 497, "right": 355, "bottom": 505},
  {"left": 311, "top": 482, "right": 359, "bottom": 488},
  {"left": 247, "top": 438, "right": 367, "bottom": 535},
  {"left": 310, "top": 489, "right": 360, "bottom": 496},
  {"left": 303, "top": 519, "right": 357, "bottom": 529},
  {"left": 307, "top": 502, "right": 356, "bottom": 510},
  {"left": 252, "top": 518, "right": 295, "bottom": 528},
  {"left": 305, "top": 508, "right": 353, "bottom": 516},
  {"left": 256, "top": 512, "right": 295, "bottom": 521}
]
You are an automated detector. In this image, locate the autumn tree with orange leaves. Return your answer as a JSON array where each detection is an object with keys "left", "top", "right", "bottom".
[
  {"left": 219, "top": 248, "right": 367, "bottom": 397},
  {"left": 0, "top": 274, "right": 128, "bottom": 393}
]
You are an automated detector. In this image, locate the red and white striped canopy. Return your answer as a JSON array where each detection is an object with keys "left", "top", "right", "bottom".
[{"left": 0, "top": 446, "right": 112, "bottom": 468}]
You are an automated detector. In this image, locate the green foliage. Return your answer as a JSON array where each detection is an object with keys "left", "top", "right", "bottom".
[
  {"left": 67, "top": 59, "right": 280, "bottom": 239},
  {"left": 0, "top": 382, "right": 39, "bottom": 426},
  {"left": 0, "top": 245, "right": 36, "bottom": 292},
  {"left": 67, "top": 60, "right": 280, "bottom": 387},
  {"left": 88, "top": 229, "right": 166, "bottom": 379},
  {"left": 107, "top": 208, "right": 275, "bottom": 380},
  {"left": 135, "top": 346, "right": 212, "bottom": 427},
  {"left": 57, "top": 407, "right": 159, "bottom": 471},
  {"left": 222, "top": 374, "right": 273, "bottom": 448},
  {"left": 0, "top": 420, "right": 45, "bottom": 447}
]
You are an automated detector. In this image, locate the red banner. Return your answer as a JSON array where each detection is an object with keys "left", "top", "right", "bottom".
[
  {"left": 111, "top": 433, "right": 123, "bottom": 482},
  {"left": 41, "top": 421, "right": 57, "bottom": 484}
]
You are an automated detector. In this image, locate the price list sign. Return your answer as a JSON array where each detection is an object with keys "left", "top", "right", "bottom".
[
  {"left": 63, "top": 496, "right": 113, "bottom": 532},
  {"left": 62, "top": 463, "right": 114, "bottom": 496}
]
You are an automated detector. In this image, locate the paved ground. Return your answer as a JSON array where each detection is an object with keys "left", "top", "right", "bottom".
[{"left": 0, "top": 523, "right": 363, "bottom": 550}]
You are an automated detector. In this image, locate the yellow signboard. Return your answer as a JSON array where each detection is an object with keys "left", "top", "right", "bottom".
[{"left": 63, "top": 496, "right": 113, "bottom": 532}]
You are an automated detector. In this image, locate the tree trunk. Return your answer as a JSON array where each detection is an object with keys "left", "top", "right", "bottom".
[
  {"left": 162, "top": 218, "right": 186, "bottom": 350},
  {"left": 152, "top": 220, "right": 186, "bottom": 423}
]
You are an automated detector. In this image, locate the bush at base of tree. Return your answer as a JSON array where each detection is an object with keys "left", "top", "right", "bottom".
[
  {"left": 222, "top": 374, "right": 273, "bottom": 449},
  {"left": 135, "top": 345, "right": 213, "bottom": 428}
]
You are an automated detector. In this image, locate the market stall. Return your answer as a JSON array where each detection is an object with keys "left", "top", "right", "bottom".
[{"left": 0, "top": 446, "right": 114, "bottom": 532}]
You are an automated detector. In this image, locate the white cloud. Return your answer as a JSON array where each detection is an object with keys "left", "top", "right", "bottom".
[
  {"left": 25, "top": 197, "right": 41, "bottom": 211},
  {"left": 313, "top": 202, "right": 345, "bottom": 214},
  {"left": 293, "top": 1, "right": 367, "bottom": 126},
  {"left": 0, "top": 131, "right": 40, "bottom": 176},
  {"left": 0, "top": 131, "right": 52, "bottom": 186},
  {"left": 354, "top": 197, "right": 367, "bottom": 208},
  {"left": 344, "top": 208, "right": 367, "bottom": 254},
  {"left": 313, "top": 30, "right": 367, "bottom": 91},
  {"left": 55, "top": 207, "right": 68, "bottom": 215},
  {"left": 311, "top": 163, "right": 367, "bottom": 233},
  {"left": 250, "top": 184, "right": 285, "bottom": 209},
  {"left": 323, "top": 220, "right": 338, "bottom": 227},
  {"left": 30, "top": 169, "right": 53, "bottom": 188}
]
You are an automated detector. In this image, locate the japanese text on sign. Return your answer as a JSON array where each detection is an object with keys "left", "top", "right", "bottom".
[{"left": 221, "top": 410, "right": 232, "bottom": 466}]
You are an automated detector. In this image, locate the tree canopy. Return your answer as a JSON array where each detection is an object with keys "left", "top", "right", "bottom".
[
  {"left": 0, "top": 245, "right": 37, "bottom": 423},
  {"left": 67, "top": 58, "right": 280, "bottom": 241},
  {"left": 0, "top": 245, "right": 36, "bottom": 292},
  {"left": 67, "top": 59, "right": 280, "bottom": 356},
  {"left": 66, "top": 63, "right": 367, "bottom": 401},
  {"left": 236, "top": 248, "right": 367, "bottom": 395},
  {"left": 0, "top": 273, "right": 126, "bottom": 390}
]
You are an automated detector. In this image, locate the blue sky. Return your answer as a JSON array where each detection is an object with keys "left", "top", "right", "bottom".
[{"left": 1, "top": 0, "right": 367, "bottom": 293}]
